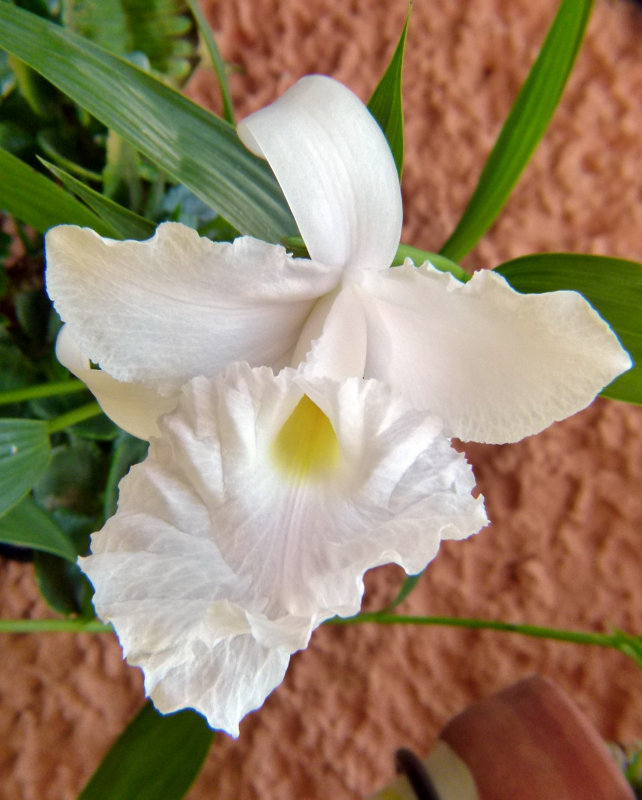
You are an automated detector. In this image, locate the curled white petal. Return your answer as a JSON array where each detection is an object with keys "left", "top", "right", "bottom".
[
  {"left": 238, "top": 75, "right": 402, "bottom": 272},
  {"left": 79, "top": 363, "right": 486, "bottom": 734},
  {"left": 56, "top": 325, "right": 177, "bottom": 439},
  {"left": 45, "top": 222, "right": 341, "bottom": 394},
  {"left": 359, "top": 262, "right": 632, "bottom": 443}
]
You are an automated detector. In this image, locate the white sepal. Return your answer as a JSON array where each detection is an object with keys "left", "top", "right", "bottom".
[
  {"left": 46, "top": 223, "right": 341, "bottom": 394},
  {"left": 359, "top": 262, "right": 632, "bottom": 443}
]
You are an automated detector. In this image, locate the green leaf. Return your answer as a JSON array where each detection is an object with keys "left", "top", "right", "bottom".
[
  {"left": 185, "top": 0, "right": 235, "bottom": 124},
  {"left": 34, "top": 438, "right": 107, "bottom": 517},
  {"left": 0, "top": 144, "right": 118, "bottom": 235},
  {"left": 29, "top": 389, "right": 118, "bottom": 440},
  {"left": 7, "top": 52, "right": 57, "bottom": 118},
  {"left": 385, "top": 572, "right": 422, "bottom": 611},
  {"left": 611, "top": 629, "right": 642, "bottom": 672},
  {"left": 495, "top": 253, "right": 642, "bottom": 405},
  {"left": 102, "top": 432, "right": 148, "bottom": 521},
  {"left": 367, "top": 6, "right": 409, "bottom": 177},
  {"left": 78, "top": 702, "right": 214, "bottom": 800},
  {"left": 440, "top": 0, "right": 594, "bottom": 262},
  {"left": 0, "top": 2, "right": 296, "bottom": 242},
  {"left": 62, "top": 0, "right": 197, "bottom": 84},
  {"left": 0, "top": 418, "right": 50, "bottom": 517},
  {"left": 33, "top": 506, "right": 97, "bottom": 616},
  {"left": 393, "top": 243, "right": 470, "bottom": 282},
  {"left": 69, "top": 413, "right": 119, "bottom": 440},
  {"left": 0, "top": 495, "right": 76, "bottom": 560},
  {"left": 0, "top": 229, "right": 10, "bottom": 259},
  {"left": 42, "top": 158, "right": 156, "bottom": 240},
  {"left": 15, "top": 288, "right": 52, "bottom": 349},
  {"left": 34, "top": 549, "right": 95, "bottom": 616},
  {"left": 36, "top": 127, "right": 104, "bottom": 182},
  {"left": 103, "top": 130, "right": 143, "bottom": 209},
  {"left": 0, "top": 47, "right": 14, "bottom": 96},
  {"left": 0, "top": 119, "right": 33, "bottom": 157},
  {"left": 0, "top": 341, "right": 39, "bottom": 413}
]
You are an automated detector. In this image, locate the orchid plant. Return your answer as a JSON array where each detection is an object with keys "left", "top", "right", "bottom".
[{"left": 0, "top": 0, "right": 641, "bottom": 796}]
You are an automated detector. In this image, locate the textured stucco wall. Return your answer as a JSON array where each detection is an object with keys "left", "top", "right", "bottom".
[{"left": 1, "top": 1, "right": 641, "bottom": 798}]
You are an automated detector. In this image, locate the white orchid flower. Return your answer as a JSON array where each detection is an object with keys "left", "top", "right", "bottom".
[
  {"left": 44, "top": 75, "right": 631, "bottom": 735},
  {"left": 79, "top": 363, "right": 487, "bottom": 736},
  {"left": 45, "top": 75, "right": 631, "bottom": 445}
]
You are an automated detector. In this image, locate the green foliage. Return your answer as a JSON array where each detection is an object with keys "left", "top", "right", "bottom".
[
  {"left": 7, "top": 52, "right": 57, "bottom": 117},
  {"left": 0, "top": 1, "right": 109, "bottom": 186},
  {"left": 62, "top": 0, "right": 197, "bottom": 84},
  {"left": 0, "top": 2, "right": 296, "bottom": 241},
  {"left": 29, "top": 387, "right": 116, "bottom": 440},
  {"left": 440, "top": 0, "right": 594, "bottom": 261},
  {"left": 611, "top": 629, "right": 642, "bottom": 672},
  {"left": 496, "top": 253, "right": 642, "bottom": 405},
  {"left": 102, "top": 432, "right": 148, "bottom": 520},
  {"left": 0, "top": 0, "right": 202, "bottom": 224},
  {"left": 78, "top": 702, "right": 215, "bottom": 800},
  {"left": 34, "top": 438, "right": 107, "bottom": 517},
  {"left": 0, "top": 48, "right": 14, "bottom": 96},
  {"left": 384, "top": 573, "right": 422, "bottom": 612},
  {"left": 34, "top": 549, "right": 94, "bottom": 616},
  {"left": 185, "top": 0, "right": 235, "bottom": 123},
  {"left": 0, "top": 495, "right": 76, "bottom": 560},
  {"left": 392, "top": 243, "right": 470, "bottom": 282},
  {"left": 15, "top": 288, "right": 53, "bottom": 350},
  {"left": 0, "top": 339, "right": 38, "bottom": 415},
  {"left": 102, "top": 130, "right": 143, "bottom": 210},
  {"left": 0, "top": 143, "right": 117, "bottom": 234},
  {"left": 367, "top": 6, "right": 409, "bottom": 177},
  {"left": 42, "top": 158, "right": 156, "bottom": 240},
  {"left": 0, "top": 417, "right": 50, "bottom": 516}
]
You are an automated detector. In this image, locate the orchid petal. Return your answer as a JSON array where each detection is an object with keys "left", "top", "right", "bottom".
[
  {"left": 292, "top": 285, "right": 367, "bottom": 380},
  {"left": 56, "top": 325, "right": 177, "bottom": 439},
  {"left": 238, "top": 75, "right": 402, "bottom": 272},
  {"left": 79, "top": 362, "right": 486, "bottom": 734},
  {"left": 359, "top": 262, "right": 632, "bottom": 443},
  {"left": 45, "top": 222, "right": 341, "bottom": 394}
]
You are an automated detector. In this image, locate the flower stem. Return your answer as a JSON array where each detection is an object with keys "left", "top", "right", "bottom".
[
  {"left": 0, "top": 379, "right": 87, "bottom": 406},
  {"left": 46, "top": 401, "right": 103, "bottom": 434},
  {"left": 0, "top": 618, "right": 112, "bottom": 634},
  {"left": 329, "top": 612, "right": 620, "bottom": 649}
]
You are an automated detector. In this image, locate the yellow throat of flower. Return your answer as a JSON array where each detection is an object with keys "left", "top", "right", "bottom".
[{"left": 272, "top": 394, "right": 341, "bottom": 481}]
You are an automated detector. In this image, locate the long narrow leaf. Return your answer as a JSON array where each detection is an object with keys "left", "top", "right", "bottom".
[
  {"left": 0, "top": 3, "right": 295, "bottom": 241},
  {"left": 367, "top": 7, "right": 409, "bottom": 177},
  {"left": 185, "top": 0, "right": 235, "bottom": 124},
  {"left": 41, "top": 159, "right": 156, "bottom": 240},
  {"left": 0, "top": 495, "right": 76, "bottom": 561},
  {"left": 0, "top": 145, "right": 118, "bottom": 235},
  {"left": 495, "top": 253, "right": 642, "bottom": 405},
  {"left": 440, "top": 0, "right": 594, "bottom": 261},
  {"left": 78, "top": 702, "right": 214, "bottom": 800}
]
